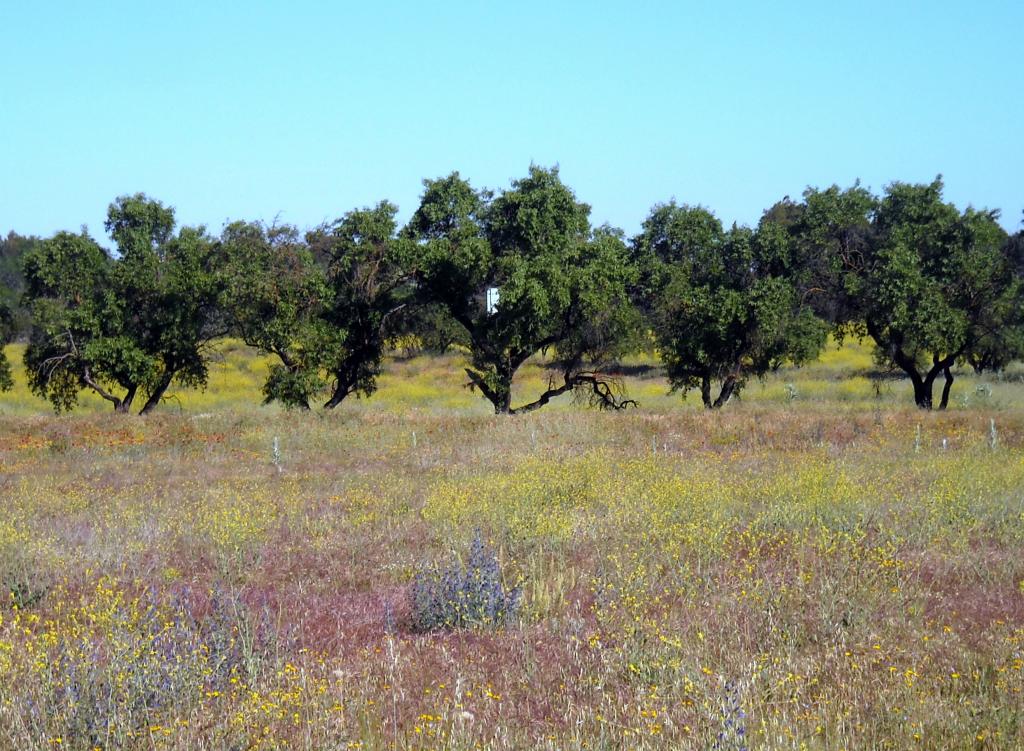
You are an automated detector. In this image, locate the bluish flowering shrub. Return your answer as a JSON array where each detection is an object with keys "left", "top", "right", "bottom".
[{"left": 410, "top": 531, "right": 521, "bottom": 632}]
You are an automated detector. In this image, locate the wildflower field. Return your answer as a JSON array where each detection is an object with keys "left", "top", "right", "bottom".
[{"left": 0, "top": 342, "right": 1022, "bottom": 750}]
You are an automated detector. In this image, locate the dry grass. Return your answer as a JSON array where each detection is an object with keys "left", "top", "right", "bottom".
[{"left": 0, "top": 342, "right": 1022, "bottom": 749}]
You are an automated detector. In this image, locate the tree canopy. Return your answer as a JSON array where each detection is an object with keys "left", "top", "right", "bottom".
[
  {"left": 634, "top": 202, "right": 828, "bottom": 408},
  {"left": 406, "top": 167, "right": 640, "bottom": 414},
  {"left": 220, "top": 203, "right": 414, "bottom": 410},
  {"left": 310, "top": 201, "right": 413, "bottom": 409},
  {"left": 219, "top": 221, "right": 332, "bottom": 409},
  {"left": 6, "top": 174, "right": 1023, "bottom": 415},
  {"left": 23, "top": 195, "right": 224, "bottom": 414},
  {"left": 791, "top": 178, "right": 1022, "bottom": 409},
  {"left": 0, "top": 301, "right": 13, "bottom": 391},
  {"left": 0, "top": 230, "right": 41, "bottom": 337}
]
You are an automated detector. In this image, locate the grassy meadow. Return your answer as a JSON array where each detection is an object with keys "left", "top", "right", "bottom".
[{"left": 0, "top": 341, "right": 1022, "bottom": 749}]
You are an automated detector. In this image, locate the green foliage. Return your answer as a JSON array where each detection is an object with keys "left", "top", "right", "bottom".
[
  {"left": 23, "top": 231, "right": 117, "bottom": 412},
  {"left": 388, "top": 302, "right": 469, "bottom": 356},
  {"left": 0, "top": 302, "right": 13, "bottom": 391},
  {"left": 798, "top": 178, "right": 1023, "bottom": 408},
  {"left": 407, "top": 166, "right": 640, "bottom": 414},
  {"left": 311, "top": 201, "right": 413, "bottom": 408},
  {"left": 22, "top": 195, "right": 224, "bottom": 414},
  {"left": 7, "top": 176, "right": 1024, "bottom": 417},
  {"left": 0, "top": 230, "right": 40, "bottom": 336},
  {"left": 635, "top": 202, "right": 827, "bottom": 408},
  {"left": 219, "top": 222, "right": 332, "bottom": 409},
  {"left": 970, "top": 228, "right": 1024, "bottom": 372},
  {"left": 764, "top": 183, "right": 877, "bottom": 327},
  {"left": 221, "top": 203, "right": 412, "bottom": 410}
]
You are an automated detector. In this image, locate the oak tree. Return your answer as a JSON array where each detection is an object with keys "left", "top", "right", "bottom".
[
  {"left": 222, "top": 203, "right": 413, "bottom": 410},
  {"left": 406, "top": 167, "right": 640, "bottom": 414},
  {"left": 308, "top": 201, "right": 413, "bottom": 409},
  {"left": 635, "top": 202, "right": 827, "bottom": 408},
  {"left": 23, "top": 195, "right": 224, "bottom": 413},
  {"left": 795, "top": 179, "right": 1022, "bottom": 409},
  {"left": 219, "top": 221, "right": 332, "bottom": 409}
]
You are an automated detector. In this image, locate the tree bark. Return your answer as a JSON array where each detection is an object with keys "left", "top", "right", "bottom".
[
  {"left": 82, "top": 366, "right": 137, "bottom": 413},
  {"left": 492, "top": 374, "right": 512, "bottom": 414},
  {"left": 711, "top": 374, "right": 738, "bottom": 409},
  {"left": 919, "top": 369, "right": 938, "bottom": 410},
  {"left": 512, "top": 380, "right": 573, "bottom": 414},
  {"left": 139, "top": 375, "right": 173, "bottom": 415},
  {"left": 323, "top": 336, "right": 386, "bottom": 410},
  {"left": 918, "top": 356, "right": 957, "bottom": 410},
  {"left": 887, "top": 347, "right": 931, "bottom": 409},
  {"left": 866, "top": 320, "right": 947, "bottom": 410},
  {"left": 114, "top": 385, "right": 137, "bottom": 414},
  {"left": 513, "top": 372, "right": 634, "bottom": 413},
  {"left": 938, "top": 366, "right": 954, "bottom": 410},
  {"left": 323, "top": 356, "right": 366, "bottom": 409},
  {"left": 464, "top": 368, "right": 512, "bottom": 414},
  {"left": 700, "top": 373, "right": 713, "bottom": 409},
  {"left": 323, "top": 381, "right": 352, "bottom": 410},
  {"left": 911, "top": 377, "right": 932, "bottom": 409}
]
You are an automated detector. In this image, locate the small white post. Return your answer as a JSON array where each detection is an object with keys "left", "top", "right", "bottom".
[{"left": 486, "top": 287, "right": 500, "bottom": 315}]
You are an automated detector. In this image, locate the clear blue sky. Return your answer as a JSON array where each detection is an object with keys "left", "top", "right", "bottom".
[{"left": 2, "top": 1, "right": 1021, "bottom": 244}]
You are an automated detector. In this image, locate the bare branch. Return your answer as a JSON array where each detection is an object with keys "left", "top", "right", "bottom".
[{"left": 513, "top": 371, "right": 636, "bottom": 414}]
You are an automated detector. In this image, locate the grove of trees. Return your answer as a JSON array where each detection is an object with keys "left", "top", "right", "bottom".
[{"left": 2, "top": 170, "right": 1021, "bottom": 414}]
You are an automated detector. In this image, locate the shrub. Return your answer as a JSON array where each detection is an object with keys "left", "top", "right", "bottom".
[{"left": 410, "top": 531, "right": 522, "bottom": 632}]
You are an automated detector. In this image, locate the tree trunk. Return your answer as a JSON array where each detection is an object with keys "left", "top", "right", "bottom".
[
  {"left": 917, "top": 370, "right": 938, "bottom": 410},
  {"left": 866, "top": 322, "right": 945, "bottom": 410},
  {"left": 938, "top": 366, "right": 954, "bottom": 410},
  {"left": 700, "top": 373, "right": 713, "bottom": 409},
  {"left": 83, "top": 367, "right": 137, "bottom": 413},
  {"left": 114, "top": 385, "right": 137, "bottom": 413},
  {"left": 324, "top": 363, "right": 361, "bottom": 409},
  {"left": 886, "top": 350, "right": 931, "bottom": 409},
  {"left": 711, "top": 374, "right": 738, "bottom": 409},
  {"left": 464, "top": 367, "right": 512, "bottom": 414},
  {"left": 323, "top": 383, "right": 350, "bottom": 410},
  {"left": 491, "top": 376, "right": 512, "bottom": 415},
  {"left": 910, "top": 355, "right": 957, "bottom": 410},
  {"left": 511, "top": 382, "right": 564, "bottom": 414},
  {"left": 324, "top": 342, "right": 384, "bottom": 409},
  {"left": 139, "top": 376, "right": 173, "bottom": 415}
]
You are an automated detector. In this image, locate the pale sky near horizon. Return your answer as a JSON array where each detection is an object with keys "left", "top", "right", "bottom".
[{"left": 2, "top": 1, "right": 1021, "bottom": 246}]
